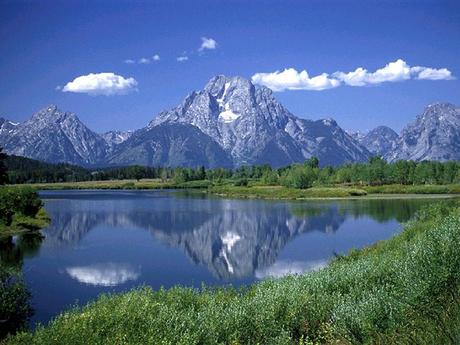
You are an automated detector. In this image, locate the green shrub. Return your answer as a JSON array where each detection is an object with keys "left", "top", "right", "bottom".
[
  {"left": 261, "top": 171, "right": 279, "bottom": 185},
  {"left": 0, "top": 187, "right": 42, "bottom": 225},
  {"left": 0, "top": 203, "right": 13, "bottom": 226},
  {"left": 281, "top": 166, "right": 316, "bottom": 189},
  {"left": 233, "top": 178, "right": 248, "bottom": 187}
]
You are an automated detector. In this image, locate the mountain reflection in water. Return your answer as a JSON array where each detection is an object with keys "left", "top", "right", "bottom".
[
  {"left": 1, "top": 190, "right": 443, "bottom": 328},
  {"left": 31, "top": 191, "right": 431, "bottom": 279}
]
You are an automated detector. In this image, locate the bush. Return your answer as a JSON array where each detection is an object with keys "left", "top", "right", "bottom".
[
  {"left": 233, "top": 178, "right": 248, "bottom": 187},
  {"left": 281, "top": 166, "right": 316, "bottom": 189},
  {"left": 0, "top": 187, "right": 43, "bottom": 225},
  {"left": 261, "top": 171, "right": 279, "bottom": 185},
  {"left": 0, "top": 203, "right": 13, "bottom": 226}
]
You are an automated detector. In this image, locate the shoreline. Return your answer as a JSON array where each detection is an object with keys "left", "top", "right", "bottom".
[
  {"left": 9, "top": 179, "right": 460, "bottom": 200},
  {"left": 0, "top": 208, "right": 50, "bottom": 238}
]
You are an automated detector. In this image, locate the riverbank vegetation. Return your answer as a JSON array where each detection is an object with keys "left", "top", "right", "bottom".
[
  {"left": 0, "top": 265, "right": 34, "bottom": 339},
  {"left": 0, "top": 187, "right": 50, "bottom": 236},
  {"left": 3, "top": 201, "right": 460, "bottom": 344},
  {"left": 0, "top": 150, "right": 50, "bottom": 236},
  {"left": 5, "top": 155, "right": 460, "bottom": 199},
  {"left": 6, "top": 154, "right": 460, "bottom": 187}
]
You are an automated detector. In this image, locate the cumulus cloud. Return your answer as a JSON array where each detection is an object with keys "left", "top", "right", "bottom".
[
  {"left": 334, "top": 59, "right": 412, "bottom": 86},
  {"left": 152, "top": 54, "right": 160, "bottom": 61},
  {"left": 252, "top": 59, "right": 454, "bottom": 91},
  {"left": 411, "top": 66, "right": 454, "bottom": 80},
  {"left": 252, "top": 68, "right": 340, "bottom": 91},
  {"left": 124, "top": 59, "right": 135, "bottom": 64},
  {"left": 62, "top": 72, "right": 138, "bottom": 96},
  {"left": 177, "top": 56, "right": 189, "bottom": 62},
  {"left": 66, "top": 263, "right": 140, "bottom": 286},
  {"left": 199, "top": 37, "right": 217, "bottom": 51}
]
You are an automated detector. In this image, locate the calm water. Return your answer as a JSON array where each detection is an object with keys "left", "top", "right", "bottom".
[{"left": 0, "top": 190, "right": 441, "bottom": 327}]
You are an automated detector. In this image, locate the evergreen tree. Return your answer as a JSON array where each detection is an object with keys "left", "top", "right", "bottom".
[{"left": 0, "top": 147, "right": 9, "bottom": 185}]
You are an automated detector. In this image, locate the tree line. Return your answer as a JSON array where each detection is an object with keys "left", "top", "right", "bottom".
[{"left": 2, "top": 150, "right": 460, "bottom": 188}]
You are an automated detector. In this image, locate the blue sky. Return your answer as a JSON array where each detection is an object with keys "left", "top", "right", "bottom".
[{"left": 0, "top": 0, "right": 459, "bottom": 133}]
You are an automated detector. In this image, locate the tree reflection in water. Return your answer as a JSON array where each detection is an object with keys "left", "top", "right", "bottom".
[{"left": 0, "top": 233, "right": 43, "bottom": 339}]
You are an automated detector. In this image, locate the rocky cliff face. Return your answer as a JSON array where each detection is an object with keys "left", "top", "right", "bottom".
[
  {"left": 107, "top": 123, "right": 233, "bottom": 168},
  {"left": 359, "top": 126, "right": 399, "bottom": 157},
  {"left": 148, "top": 75, "right": 370, "bottom": 166},
  {"left": 387, "top": 103, "right": 460, "bottom": 162},
  {"left": 101, "top": 130, "right": 134, "bottom": 147},
  {"left": 1, "top": 105, "right": 109, "bottom": 165},
  {"left": 0, "top": 117, "right": 19, "bottom": 141}
]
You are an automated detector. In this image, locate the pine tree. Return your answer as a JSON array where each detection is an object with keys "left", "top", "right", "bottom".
[{"left": 0, "top": 147, "right": 8, "bottom": 185}]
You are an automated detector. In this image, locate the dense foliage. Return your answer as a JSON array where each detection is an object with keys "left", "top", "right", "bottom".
[
  {"left": 4, "top": 201, "right": 460, "bottom": 344},
  {"left": 0, "top": 147, "right": 8, "bottom": 185},
  {"left": 6, "top": 155, "right": 460, "bottom": 188},
  {"left": 0, "top": 265, "right": 33, "bottom": 339},
  {"left": 5, "top": 155, "right": 189, "bottom": 184},
  {"left": 5, "top": 155, "right": 91, "bottom": 184},
  {"left": 0, "top": 187, "right": 43, "bottom": 227}
]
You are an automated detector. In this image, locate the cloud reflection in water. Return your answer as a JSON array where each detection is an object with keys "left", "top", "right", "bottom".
[
  {"left": 255, "top": 259, "right": 328, "bottom": 279},
  {"left": 66, "top": 262, "right": 140, "bottom": 286}
]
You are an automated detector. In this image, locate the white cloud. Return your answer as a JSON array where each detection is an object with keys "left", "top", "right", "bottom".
[
  {"left": 412, "top": 66, "right": 454, "bottom": 80},
  {"left": 251, "top": 68, "right": 340, "bottom": 91},
  {"left": 62, "top": 72, "right": 138, "bottom": 96},
  {"left": 177, "top": 56, "right": 189, "bottom": 62},
  {"left": 138, "top": 57, "right": 150, "bottom": 64},
  {"left": 125, "top": 55, "right": 160, "bottom": 64},
  {"left": 252, "top": 59, "right": 454, "bottom": 91},
  {"left": 334, "top": 59, "right": 412, "bottom": 86},
  {"left": 255, "top": 259, "right": 328, "bottom": 279},
  {"left": 199, "top": 37, "right": 217, "bottom": 51}
]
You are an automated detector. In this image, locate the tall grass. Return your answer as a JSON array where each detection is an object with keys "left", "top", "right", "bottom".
[
  {"left": 4, "top": 201, "right": 460, "bottom": 344},
  {"left": 364, "top": 183, "right": 460, "bottom": 194},
  {"left": 209, "top": 185, "right": 368, "bottom": 199}
]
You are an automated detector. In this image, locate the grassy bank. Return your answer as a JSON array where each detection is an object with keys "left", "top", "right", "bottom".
[
  {"left": 7, "top": 179, "right": 214, "bottom": 191},
  {"left": 363, "top": 183, "right": 460, "bottom": 194},
  {"left": 10, "top": 179, "right": 460, "bottom": 199},
  {"left": 0, "top": 187, "right": 50, "bottom": 237},
  {"left": 209, "top": 184, "right": 368, "bottom": 199},
  {"left": 4, "top": 201, "right": 460, "bottom": 344}
]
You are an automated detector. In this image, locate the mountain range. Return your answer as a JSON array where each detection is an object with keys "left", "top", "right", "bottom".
[{"left": 1, "top": 75, "right": 459, "bottom": 168}]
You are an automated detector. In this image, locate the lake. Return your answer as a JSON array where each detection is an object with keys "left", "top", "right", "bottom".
[{"left": 0, "top": 190, "right": 442, "bottom": 328}]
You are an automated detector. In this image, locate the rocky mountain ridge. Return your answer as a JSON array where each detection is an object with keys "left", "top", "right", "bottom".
[
  {"left": 0, "top": 105, "right": 109, "bottom": 165},
  {"left": 146, "top": 75, "right": 370, "bottom": 167},
  {"left": 386, "top": 103, "right": 460, "bottom": 162},
  {"left": 353, "top": 126, "right": 399, "bottom": 157},
  {"left": 101, "top": 130, "right": 134, "bottom": 147},
  {"left": 0, "top": 76, "right": 458, "bottom": 167}
]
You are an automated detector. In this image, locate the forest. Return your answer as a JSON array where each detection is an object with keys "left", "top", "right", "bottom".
[{"left": 5, "top": 153, "right": 460, "bottom": 188}]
